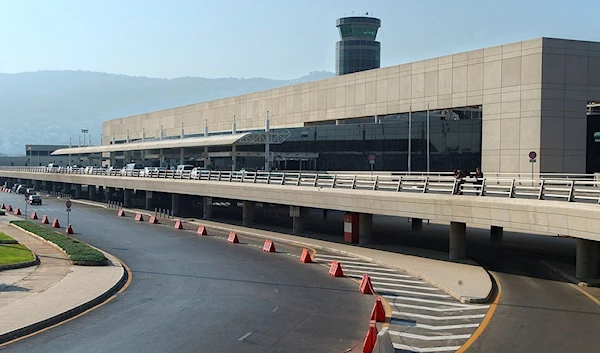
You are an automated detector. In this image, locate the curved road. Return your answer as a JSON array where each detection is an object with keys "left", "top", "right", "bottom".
[{"left": 1, "top": 195, "right": 373, "bottom": 353}]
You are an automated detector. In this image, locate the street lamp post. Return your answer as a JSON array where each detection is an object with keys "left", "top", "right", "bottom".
[{"left": 81, "top": 129, "right": 89, "bottom": 146}]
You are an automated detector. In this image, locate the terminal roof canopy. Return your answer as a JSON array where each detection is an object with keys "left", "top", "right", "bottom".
[{"left": 50, "top": 132, "right": 289, "bottom": 155}]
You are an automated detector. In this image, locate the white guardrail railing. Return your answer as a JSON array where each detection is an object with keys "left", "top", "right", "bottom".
[{"left": 2, "top": 167, "right": 600, "bottom": 204}]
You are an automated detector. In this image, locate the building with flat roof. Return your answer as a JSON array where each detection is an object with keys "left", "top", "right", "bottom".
[
  {"left": 65, "top": 37, "right": 600, "bottom": 174},
  {"left": 0, "top": 145, "right": 71, "bottom": 167}
]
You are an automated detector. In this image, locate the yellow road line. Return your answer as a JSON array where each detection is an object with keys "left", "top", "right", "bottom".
[
  {"left": 455, "top": 272, "right": 502, "bottom": 353},
  {"left": 570, "top": 283, "right": 600, "bottom": 306},
  {"left": 0, "top": 255, "right": 132, "bottom": 347}
]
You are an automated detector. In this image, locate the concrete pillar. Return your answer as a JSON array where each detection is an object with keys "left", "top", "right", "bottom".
[
  {"left": 52, "top": 182, "right": 60, "bottom": 193},
  {"left": 88, "top": 185, "right": 96, "bottom": 200},
  {"left": 74, "top": 184, "right": 82, "bottom": 199},
  {"left": 124, "top": 189, "right": 132, "bottom": 208},
  {"left": 491, "top": 226, "right": 503, "bottom": 243},
  {"left": 145, "top": 191, "right": 154, "bottom": 210},
  {"left": 411, "top": 218, "right": 423, "bottom": 232},
  {"left": 35, "top": 180, "right": 42, "bottom": 190},
  {"left": 172, "top": 193, "right": 180, "bottom": 217},
  {"left": 358, "top": 213, "right": 373, "bottom": 245},
  {"left": 291, "top": 206, "right": 308, "bottom": 234},
  {"left": 576, "top": 239, "right": 598, "bottom": 279},
  {"left": 105, "top": 187, "right": 115, "bottom": 202},
  {"left": 449, "top": 221, "right": 467, "bottom": 260},
  {"left": 43, "top": 181, "right": 50, "bottom": 193},
  {"left": 243, "top": 201, "right": 255, "bottom": 226},
  {"left": 63, "top": 183, "right": 72, "bottom": 195},
  {"left": 180, "top": 148, "right": 184, "bottom": 165},
  {"left": 203, "top": 196, "right": 213, "bottom": 219}
]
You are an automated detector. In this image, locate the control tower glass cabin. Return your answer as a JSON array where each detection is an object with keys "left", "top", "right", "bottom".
[{"left": 335, "top": 16, "right": 381, "bottom": 76}]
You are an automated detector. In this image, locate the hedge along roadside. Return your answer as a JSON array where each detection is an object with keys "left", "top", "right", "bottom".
[{"left": 10, "top": 221, "right": 107, "bottom": 266}]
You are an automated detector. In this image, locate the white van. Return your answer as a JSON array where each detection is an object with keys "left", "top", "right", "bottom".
[
  {"left": 175, "top": 164, "right": 194, "bottom": 177},
  {"left": 123, "top": 163, "right": 145, "bottom": 176}
]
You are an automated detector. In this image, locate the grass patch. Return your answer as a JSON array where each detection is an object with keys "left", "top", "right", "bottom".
[
  {"left": 0, "top": 243, "right": 35, "bottom": 265},
  {"left": 0, "top": 232, "right": 14, "bottom": 242},
  {"left": 10, "top": 221, "right": 107, "bottom": 266}
]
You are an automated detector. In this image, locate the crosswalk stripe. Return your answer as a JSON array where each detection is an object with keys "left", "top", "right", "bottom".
[
  {"left": 388, "top": 330, "right": 471, "bottom": 341},
  {"left": 414, "top": 322, "right": 480, "bottom": 330},
  {"left": 346, "top": 274, "right": 425, "bottom": 284},
  {"left": 375, "top": 287, "right": 450, "bottom": 298},
  {"left": 371, "top": 281, "right": 441, "bottom": 291},
  {"left": 391, "top": 302, "right": 489, "bottom": 312},
  {"left": 316, "top": 254, "right": 361, "bottom": 261},
  {"left": 392, "top": 343, "right": 462, "bottom": 352},
  {"left": 392, "top": 311, "right": 486, "bottom": 320},
  {"left": 384, "top": 295, "right": 489, "bottom": 308},
  {"left": 333, "top": 263, "right": 402, "bottom": 272},
  {"left": 342, "top": 269, "right": 411, "bottom": 278}
]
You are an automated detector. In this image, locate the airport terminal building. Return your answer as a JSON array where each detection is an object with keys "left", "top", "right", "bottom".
[{"left": 57, "top": 36, "right": 600, "bottom": 175}]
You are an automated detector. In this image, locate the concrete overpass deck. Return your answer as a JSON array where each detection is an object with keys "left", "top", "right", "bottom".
[{"left": 1, "top": 167, "right": 598, "bottom": 280}]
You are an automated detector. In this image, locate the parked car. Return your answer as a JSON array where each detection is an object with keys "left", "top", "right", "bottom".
[
  {"left": 175, "top": 164, "right": 194, "bottom": 177},
  {"left": 140, "top": 167, "right": 158, "bottom": 177},
  {"left": 28, "top": 195, "right": 42, "bottom": 205},
  {"left": 15, "top": 185, "right": 27, "bottom": 194},
  {"left": 121, "top": 163, "right": 144, "bottom": 176},
  {"left": 189, "top": 167, "right": 207, "bottom": 180},
  {"left": 25, "top": 188, "right": 37, "bottom": 195},
  {"left": 46, "top": 163, "right": 60, "bottom": 172}
]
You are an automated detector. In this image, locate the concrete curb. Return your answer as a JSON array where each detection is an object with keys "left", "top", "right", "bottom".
[
  {"left": 62, "top": 199, "right": 494, "bottom": 303},
  {"left": 0, "top": 253, "right": 40, "bottom": 271},
  {"left": 0, "top": 241, "right": 127, "bottom": 344},
  {"left": 539, "top": 260, "right": 600, "bottom": 287}
]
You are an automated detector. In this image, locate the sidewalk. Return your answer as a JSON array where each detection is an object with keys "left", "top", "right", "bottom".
[
  {"left": 0, "top": 214, "right": 126, "bottom": 344},
  {"left": 76, "top": 199, "right": 493, "bottom": 303}
]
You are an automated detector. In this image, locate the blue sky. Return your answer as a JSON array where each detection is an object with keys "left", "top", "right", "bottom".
[{"left": 0, "top": 0, "right": 598, "bottom": 79}]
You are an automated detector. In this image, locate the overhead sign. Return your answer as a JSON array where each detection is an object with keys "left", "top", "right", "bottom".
[
  {"left": 66, "top": 200, "right": 72, "bottom": 209},
  {"left": 528, "top": 151, "right": 537, "bottom": 160}
]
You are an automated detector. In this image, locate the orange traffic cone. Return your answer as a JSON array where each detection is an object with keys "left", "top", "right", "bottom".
[
  {"left": 66, "top": 224, "right": 74, "bottom": 234},
  {"left": 329, "top": 260, "right": 344, "bottom": 277},
  {"left": 197, "top": 225, "right": 207, "bottom": 236},
  {"left": 30, "top": 212, "right": 38, "bottom": 220},
  {"left": 52, "top": 219, "right": 60, "bottom": 228},
  {"left": 174, "top": 220, "right": 183, "bottom": 229},
  {"left": 262, "top": 240, "right": 276, "bottom": 252},
  {"left": 6, "top": 205, "right": 13, "bottom": 212},
  {"left": 370, "top": 297, "right": 385, "bottom": 322},
  {"left": 300, "top": 249, "right": 313, "bottom": 263},
  {"left": 0, "top": 203, "right": 5, "bottom": 209},
  {"left": 360, "top": 274, "right": 375, "bottom": 294},
  {"left": 41, "top": 215, "right": 49, "bottom": 224},
  {"left": 135, "top": 213, "right": 144, "bottom": 221},
  {"left": 117, "top": 209, "right": 126, "bottom": 217},
  {"left": 14, "top": 208, "right": 21, "bottom": 215},
  {"left": 227, "top": 231, "right": 239, "bottom": 243},
  {"left": 149, "top": 215, "right": 159, "bottom": 224},
  {"left": 362, "top": 321, "right": 378, "bottom": 353}
]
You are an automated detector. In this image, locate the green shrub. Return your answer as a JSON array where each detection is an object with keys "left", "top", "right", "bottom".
[
  {"left": 10, "top": 221, "right": 107, "bottom": 265},
  {"left": 0, "top": 210, "right": 5, "bottom": 216}
]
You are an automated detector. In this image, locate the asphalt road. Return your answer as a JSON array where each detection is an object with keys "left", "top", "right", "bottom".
[
  {"left": 212, "top": 206, "right": 600, "bottom": 352},
  {"left": 1, "top": 194, "right": 374, "bottom": 353}
]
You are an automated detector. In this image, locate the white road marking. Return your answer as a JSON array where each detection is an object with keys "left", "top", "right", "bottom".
[
  {"left": 336, "top": 260, "right": 398, "bottom": 268},
  {"left": 414, "top": 322, "right": 480, "bottom": 330},
  {"left": 383, "top": 295, "right": 490, "bottom": 309},
  {"left": 389, "top": 302, "right": 489, "bottom": 312},
  {"left": 393, "top": 343, "right": 462, "bottom": 352},
  {"left": 346, "top": 274, "right": 426, "bottom": 284},
  {"left": 274, "top": 288, "right": 279, "bottom": 293},
  {"left": 393, "top": 311, "right": 486, "bottom": 320},
  {"left": 371, "top": 281, "right": 441, "bottom": 291},
  {"left": 272, "top": 306, "right": 279, "bottom": 313},
  {"left": 388, "top": 330, "right": 471, "bottom": 341},
  {"left": 238, "top": 332, "right": 252, "bottom": 341},
  {"left": 316, "top": 254, "right": 361, "bottom": 261},
  {"left": 374, "top": 287, "right": 451, "bottom": 298},
  {"left": 340, "top": 266, "right": 410, "bottom": 276}
]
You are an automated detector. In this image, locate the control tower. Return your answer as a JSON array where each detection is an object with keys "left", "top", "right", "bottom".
[{"left": 335, "top": 15, "right": 381, "bottom": 76}]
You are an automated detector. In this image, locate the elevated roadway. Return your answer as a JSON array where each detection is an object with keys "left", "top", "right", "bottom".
[{"left": 0, "top": 168, "right": 598, "bottom": 280}]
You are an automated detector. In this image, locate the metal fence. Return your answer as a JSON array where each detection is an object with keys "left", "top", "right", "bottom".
[{"left": 2, "top": 167, "right": 600, "bottom": 204}]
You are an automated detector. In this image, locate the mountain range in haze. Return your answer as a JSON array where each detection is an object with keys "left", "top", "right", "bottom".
[{"left": 0, "top": 70, "right": 335, "bottom": 155}]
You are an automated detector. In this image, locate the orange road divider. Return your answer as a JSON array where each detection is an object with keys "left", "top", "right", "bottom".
[
  {"left": 149, "top": 215, "right": 159, "bottom": 224},
  {"left": 30, "top": 212, "right": 38, "bottom": 220},
  {"left": 134, "top": 213, "right": 144, "bottom": 222},
  {"left": 0, "top": 203, "right": 5, "bottom": 209},
  {"left": 328, "top": 260, "right": 344, "bottom": 277},
  {"left": 300, "top": 249, "right": 313, "bottom": 263},
  {"left": 370, "top": 297, "right": 385, "bottom": 322},
  {"left": 174, "top": 220, "right": 183, "bottom": 230},
  {"left": 66, "top": 224, "right": 74, "bottom": 235},
  {"left": 227, "top": 231, "right": 239, "bottom": 243},
  {"left": 262, "top": 240, "right": 276, "bottom": 252},
  {"left": 52, "top": 219, "right": 61, "bottom": 228},
  {"left": 359, "top": 274, "right": 375, "bottom": 294},
  {"left": 362, "top": 320, "right": 378, "bottom": 353},
  {"left": 41, "top": 215, "right": 50, "bottom": 224},
  {"left": 14, "top": 208, "right": 21, "bottom": 216},
  {"left": 6, "top": 205, "right": 13, "bottom": 212},
  {"left": 196, "top": 225, "right": 207, "bottom": 236},
  {"left": 117, "top": 209, "right": 126, "bottom": 217}
]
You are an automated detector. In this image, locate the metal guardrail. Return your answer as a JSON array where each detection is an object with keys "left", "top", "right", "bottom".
[{"left": 2, "top": 167, "right": 600, "bottom": 204}]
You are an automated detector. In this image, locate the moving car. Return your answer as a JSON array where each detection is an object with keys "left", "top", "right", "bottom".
[{"left": 28, "top": 195, "right": 42, "bottom": 205}]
